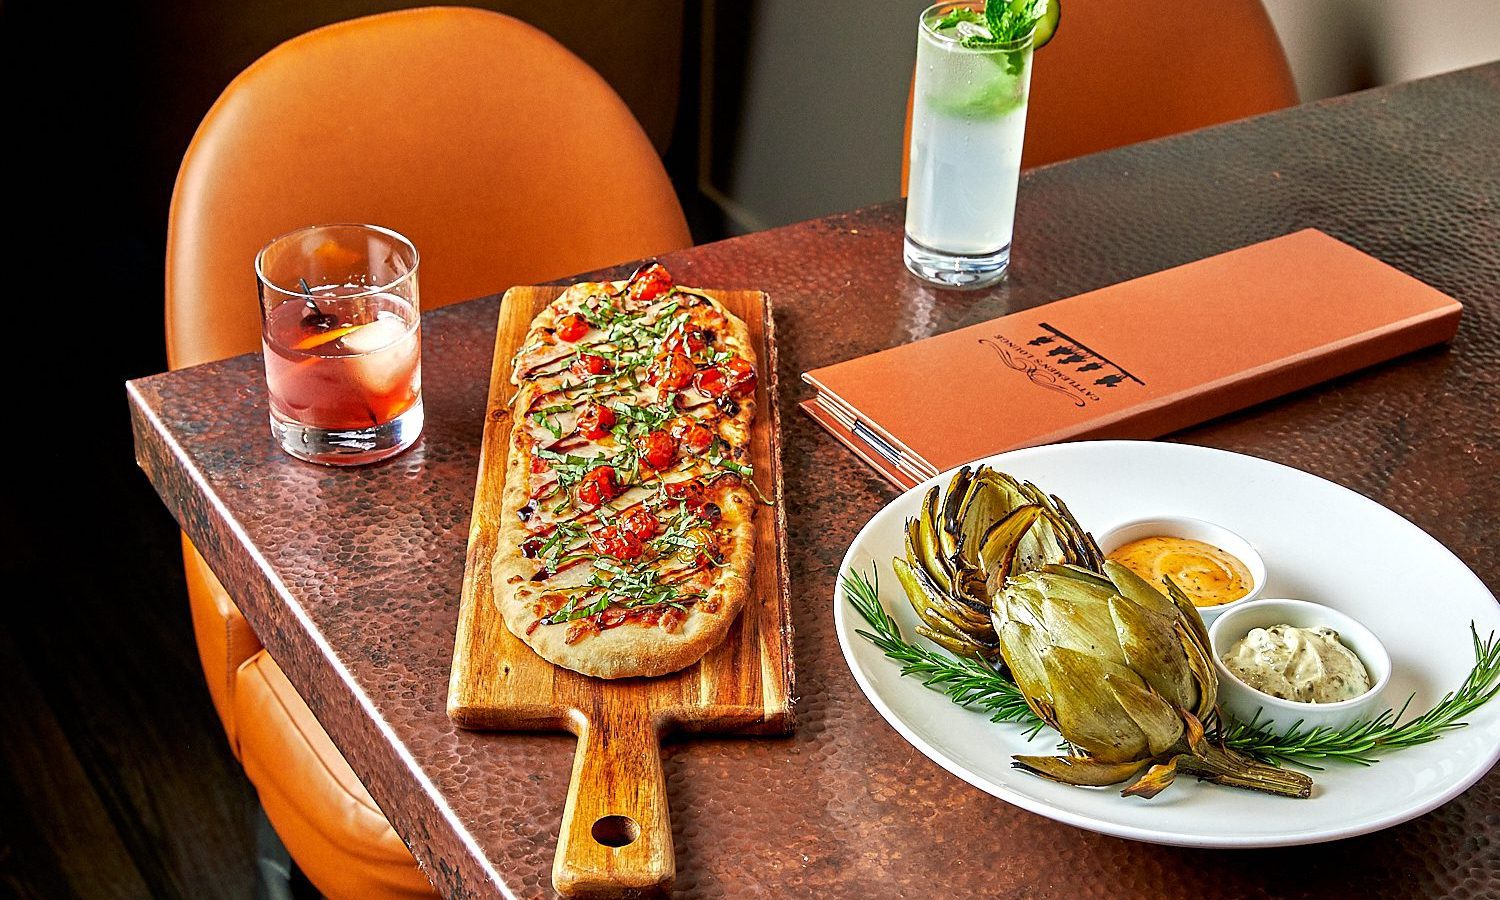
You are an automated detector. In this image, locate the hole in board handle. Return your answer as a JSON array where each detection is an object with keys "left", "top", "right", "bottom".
[{"left": 591, "top": 815, "right": 640, "bottom": 847}]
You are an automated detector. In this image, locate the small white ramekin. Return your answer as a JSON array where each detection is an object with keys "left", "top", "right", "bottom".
[
  {"left": 1097, "top": 516, "right": 1266, "bottom": 626},
  {"left": 1208, "top": 598, "right": 1392, "bottom": 733}
]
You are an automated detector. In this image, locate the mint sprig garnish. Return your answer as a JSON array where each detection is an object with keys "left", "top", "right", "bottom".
[
  {"left": 933, "top": 6, "right": 985, "bottom": 32},
  {"left": 935, "top": 0, "right": 1046, "bottom": 47}
]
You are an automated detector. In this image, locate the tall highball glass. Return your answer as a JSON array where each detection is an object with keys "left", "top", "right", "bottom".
[{"left": 904, "top": 2, "right": 1035, "bottom": 289}]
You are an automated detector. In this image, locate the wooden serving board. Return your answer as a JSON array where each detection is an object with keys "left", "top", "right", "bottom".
[{"left": 447, "top": 285, "right": 793, "bottom": 898}]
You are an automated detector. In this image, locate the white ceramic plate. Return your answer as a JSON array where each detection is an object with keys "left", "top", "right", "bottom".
[{"left": 834, "top": 440, "right": 1500, "bottom": 848}]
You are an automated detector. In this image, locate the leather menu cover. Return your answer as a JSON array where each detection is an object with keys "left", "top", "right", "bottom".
[{"left": 802, "top": 229, "right": 1462, "bottom": 489}]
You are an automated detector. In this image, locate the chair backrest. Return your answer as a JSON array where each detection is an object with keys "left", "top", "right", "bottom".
[
  {"left": 167, "top": 6, "right": 691, "bottom": 370},
  {"left": 903, "top": 0, "right": 1298, "bottom": 186}
]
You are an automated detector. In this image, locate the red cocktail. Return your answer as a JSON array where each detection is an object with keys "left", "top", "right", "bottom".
[{"left": 256, "top": 225, "right": 424, "bottom": 464}]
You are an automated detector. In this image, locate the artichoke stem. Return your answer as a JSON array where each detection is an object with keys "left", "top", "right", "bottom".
[{"left": 1177, "top": 745, "right": 1312, "bottom": 799}]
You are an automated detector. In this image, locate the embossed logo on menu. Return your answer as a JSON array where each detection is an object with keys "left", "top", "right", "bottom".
[{"left": 978, "top": 323, "right": 1145, "bottom": 408}]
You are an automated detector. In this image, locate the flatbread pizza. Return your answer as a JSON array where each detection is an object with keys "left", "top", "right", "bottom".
[{"left": 494, "top": 264, "right": 763, "bottom": 678}]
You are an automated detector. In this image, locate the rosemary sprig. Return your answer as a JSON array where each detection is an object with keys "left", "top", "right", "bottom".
[
  {"left": 1219, "top": 625, "right": 1500, "bottom": 768},
  {"left": 843, "top": 563, "right": 1500, "bottom": 769},
  {"left": 842, "top": 568, "right": 1042, "bottom": 732}
]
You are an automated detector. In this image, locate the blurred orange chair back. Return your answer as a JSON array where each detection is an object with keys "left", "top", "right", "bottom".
[
  {"left": 168, "top": 5, "right": 690, "bottom": 370},
  {"left": 903, "top": 0, "right": 1298, "bottom": 185},
  {"left": 165, "top": 8, "right": 689, "bottom": 899}
]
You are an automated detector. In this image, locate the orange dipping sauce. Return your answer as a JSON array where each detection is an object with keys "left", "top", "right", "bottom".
[{"left": 1107, "top": 536, "right": 1253, "bottom": 607}]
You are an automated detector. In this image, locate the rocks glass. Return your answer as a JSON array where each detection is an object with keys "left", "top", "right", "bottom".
[{"left": 255, "top": 223, "right": 424, "bottom": 465}]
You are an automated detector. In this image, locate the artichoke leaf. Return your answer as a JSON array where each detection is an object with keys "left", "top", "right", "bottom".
[
  {"left": 1012, "top": 755, "right": 1149, "bottom": 787},
  {"left": 1013, "top": 483, "right": 1067, "bottom": 569},
  {"left": 1173, "top": 620, "right": 1218, "bottom": 718},
  {"left": 1050, "top": 493, "right": 1106, "bottom": 570},
  {"left": 937, "top": 522, "right": 958, "bottom": 566},
  {"left": 1037, "top": 590, "right": 1127, "bottom": 666},
  {"left": 1163, "top": 575, "right": 1213, "bottom": 655},
  {"left": 946, "top": 575, "right": 994, "bottom": 618},
  {"left": 1120, "top": 757, "right": 1184, "bottom": 799},
  {"left": 941, "top": 466, "right": 972, "bottom": 547},
  {"left": 914, "top": 603, "right": 980, "bottom": 641},
  {"left": 982, "top": 471, "right": 1034, "bottom": 519},
  {"left": 995, "top": 620, "right": 1059, "bottom": 729},
  {"left": 1043, "top": 648, "right": 1151, "bottom": 763},
  {"left": 1037, "top": 563, "right": 1114, "bottom": 591},
  {"left": 1104, "top": 673, "right": 1184, "bottom": 757},
  {"left": 977, "top": 505, "right": 1046, "bottom": 597},
  {"left": 918, "top": 560, "right": 989, "bottom": 621},
  {"left": 1108, "top": 595, "right": 1198, "bottom": 712},
  {"left": 915, "top": 625, "right": 985, "bottom": 658},
  {"left": 1180, "top": 706, "right": 1209, "bottom": 755},
  {"left": 954, "top": 479, "right": 1004, "bottom": 570},
  {"left": 921, "top": 606, "right": 998, "bottom": 643},
  {"left": 922, "top": 486, "right": 960, "bottom": 577},
  {"left": 894, "top": 557, "right": 988, "bottom": 639},
  {"left": 893, "top": 556, "right": 953, "bottom": 628},
  {"left": 992, "top": 574, "right": 1049, "bottom": 632},
  {"left": 906, "top": 515, "right": 953, "bottom": 595},
  {"left": 1103, "top": 560, "right": 1178, "bottom": 619}
]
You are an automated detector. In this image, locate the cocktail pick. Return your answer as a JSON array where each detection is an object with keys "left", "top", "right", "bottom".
[{"left": 299, "top": 278, "right": 337, "bottom": 332}]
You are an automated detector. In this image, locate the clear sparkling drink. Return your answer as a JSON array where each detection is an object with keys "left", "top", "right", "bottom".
[{"left": 904, "top": 3, "right": 1034, "bottom": 288}]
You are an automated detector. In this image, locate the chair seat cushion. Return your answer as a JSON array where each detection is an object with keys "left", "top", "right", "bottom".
[{"left": 234, "top": 650, "right": 437, "bottom": 899}]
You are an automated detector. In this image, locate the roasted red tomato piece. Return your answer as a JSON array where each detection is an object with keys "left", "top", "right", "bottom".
[
  {"left": 576, "top": 465, "right": 621, "bottom": 507},
  {"left": 628, "top": 263, "right": 674, "bottom": 304},
  {"left": 620, "top": 506, "right": 661, "bottom": 541},
  {"left": 725, "top": 355, "right": 756, "bottom": 397},
  {"left": 668, "top": 416, "right": 714, "bottom": 454},
  {"left": 665, "top": 327, "right": 709, "bottom": 356},
  {"left": 649, "top": 351, "right": 695, "bottom": 391},
  {"left": 570, "top": 353, "right": 610, "bottom": 378},
  {"left": 635, "top": 430, "right": 677, "bottom": 470},
  {"left": 590, "top": 525, "right": 644, "bottom": 560},
  {"left": 575, "top": 402, "right": 616, "bottom": 440},
  {"left": 694, "top": 367, "right": 728, "bottom": 397},
  {"left": 664, "top": 478, "right": 706, "bottom": 507},
  {"left": 556, "top": 313, "right": 589, "bottom": 342}
]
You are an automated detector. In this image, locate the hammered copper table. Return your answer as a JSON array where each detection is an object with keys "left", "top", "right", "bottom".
[{"left": 128, "top": 64, "right": 1500, "bottom": 899}]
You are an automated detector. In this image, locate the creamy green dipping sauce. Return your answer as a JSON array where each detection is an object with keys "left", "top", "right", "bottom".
[{"left": 1222, "top": 624, "right": 1372, "bottom": 703}]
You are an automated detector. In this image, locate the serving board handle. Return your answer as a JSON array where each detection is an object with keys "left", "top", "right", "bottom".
[{"left": 553, "top": 701, "right": 673, "bottom": 897}]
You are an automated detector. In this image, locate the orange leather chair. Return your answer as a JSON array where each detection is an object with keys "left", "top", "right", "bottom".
[
  {"left": 167, "top": 8, "right": 690, "bottom": 898},
  {"left": 903, "top": 0, "right": 1298, "bottom": 182}
]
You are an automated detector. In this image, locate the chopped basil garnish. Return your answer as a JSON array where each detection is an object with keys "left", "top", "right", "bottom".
[
  {"left": 537, "top": 560, "right": 700, "bottom": 626},
  {"left": 530, "top": 404, "right": 571, "bottom": 439}
]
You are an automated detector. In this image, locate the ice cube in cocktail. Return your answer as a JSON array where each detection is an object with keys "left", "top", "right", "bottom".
[{"left": 340, "top": 314, "right": 418, "bottom": 398}]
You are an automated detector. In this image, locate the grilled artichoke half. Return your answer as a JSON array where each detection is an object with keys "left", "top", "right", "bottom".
[
  {"left": 994, "top": 562, "right": 1312, "bottom": 798},
  {"left": 892, "top": 466, "right": 1105, "bottom": 660}
]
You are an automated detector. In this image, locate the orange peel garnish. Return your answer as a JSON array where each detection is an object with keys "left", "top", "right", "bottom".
[{"left": 293, "top": 322, "right": 365, "bottom": 351}]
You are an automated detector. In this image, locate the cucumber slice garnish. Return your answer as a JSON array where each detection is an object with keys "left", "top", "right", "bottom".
[{"left": 1033, "top": 0, "right": 1061, "bottom": 48}]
